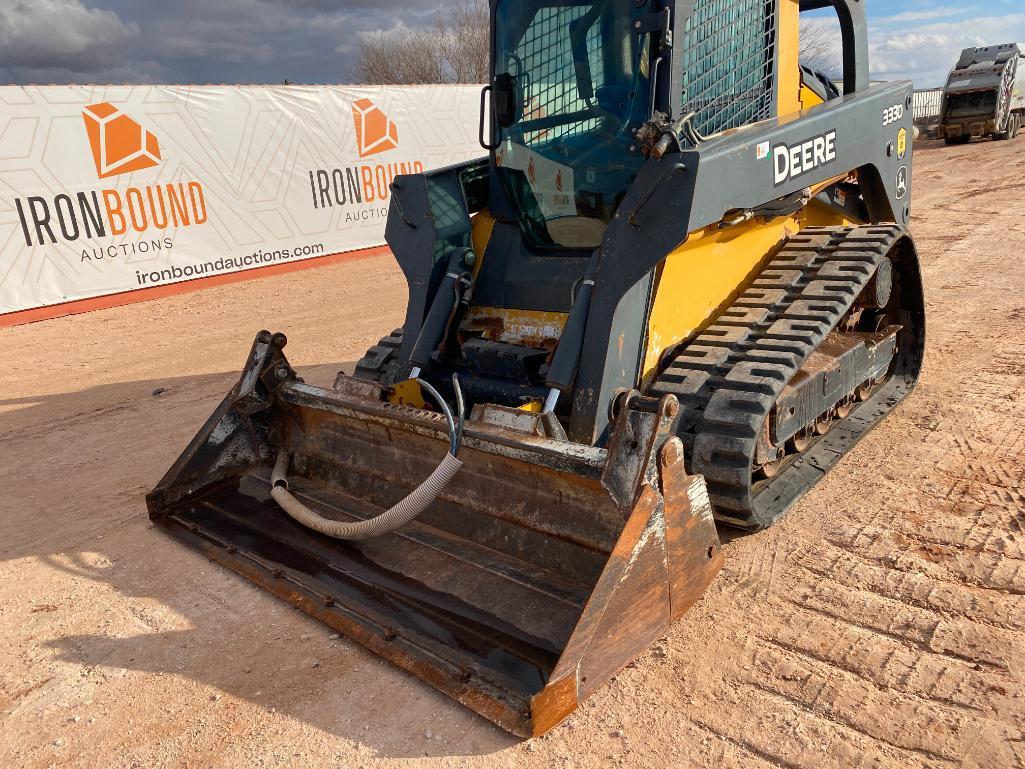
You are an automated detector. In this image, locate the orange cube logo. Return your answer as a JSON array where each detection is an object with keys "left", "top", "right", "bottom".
[
  {"left": 351, "top": 98, "right": 398, "bottom": 158},
  {"left": 82, "top": 102, "right": 161, "bottom": 179}
]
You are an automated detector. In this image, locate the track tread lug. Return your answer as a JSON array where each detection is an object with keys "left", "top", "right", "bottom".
[{"left": 650, "top": 224, "right": 918, "bottom": 530}]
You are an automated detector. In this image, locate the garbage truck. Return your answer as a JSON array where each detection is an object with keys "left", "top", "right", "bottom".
[{"left": 939, "top": 43, "right": 1025, "bottom": 144}]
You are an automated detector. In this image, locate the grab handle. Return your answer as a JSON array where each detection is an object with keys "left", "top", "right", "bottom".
[{"left": 479, "top": 84, "right": 500, "bottom": 150}]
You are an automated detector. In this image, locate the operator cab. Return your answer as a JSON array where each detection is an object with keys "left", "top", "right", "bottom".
[
  {"left": 489, "top": 0, "right": 779, "bottom": 252},
  {"left": 492, "top": 0, "right": 653, "bottom": 249}
]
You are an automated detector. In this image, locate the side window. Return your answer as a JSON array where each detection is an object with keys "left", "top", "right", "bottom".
[
  {"left": 511, "top": 5, "right": 605, "bottom": 145},
  {"left": 679, "top": 0, "right": 777, "bottom": 136}
]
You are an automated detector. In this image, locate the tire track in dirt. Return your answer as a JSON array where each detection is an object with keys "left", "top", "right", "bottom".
[
  {"left": 729, "top": 140, "right": 1025, "bottom": 769},
  {"left": 794, "top": 540, "right": 1025, "bottom": 632}
]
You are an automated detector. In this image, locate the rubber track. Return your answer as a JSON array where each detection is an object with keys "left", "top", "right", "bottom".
[
  {"left": 650, "top": 225, "right": 909, "bottom": 530},
  {"left": 353, "top": 329, "right": 404, "bottom": 384}
]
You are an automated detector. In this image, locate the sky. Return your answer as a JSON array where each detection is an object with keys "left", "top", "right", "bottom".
[
  {"left": 830, "top": 0, "right": 1025, "bottom": 86},
  {"left": 0, "top": 0, "right": 1022, "bottom": 88}
]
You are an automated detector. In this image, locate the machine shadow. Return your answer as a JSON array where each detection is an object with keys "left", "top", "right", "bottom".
[{"left": 0, "top": 362, "right": 515, "bottom": 759}]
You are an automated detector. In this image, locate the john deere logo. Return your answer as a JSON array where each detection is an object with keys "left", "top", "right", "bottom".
[
  {"left": 82, "top": 103, "right": 162, "bottom": 179},
  {"left": 351, "top": 98, "right": 398, "bottom": 158}
]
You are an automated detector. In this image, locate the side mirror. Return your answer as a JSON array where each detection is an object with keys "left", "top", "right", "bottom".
[
  {"left": 479, "top": 73, "right": 522, "bottom": 150},
  {"left": 493, "top": 73, "right": 519, "bottom": 128}
]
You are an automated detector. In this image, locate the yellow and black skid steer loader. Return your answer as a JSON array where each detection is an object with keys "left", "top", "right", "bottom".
[{"left": 149, "top": 0, "right": 925, "bottom": 736}]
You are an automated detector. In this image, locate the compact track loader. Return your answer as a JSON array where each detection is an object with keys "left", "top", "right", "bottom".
[{"left": 149, "top": 0, "right": 925, "bottom": 736}]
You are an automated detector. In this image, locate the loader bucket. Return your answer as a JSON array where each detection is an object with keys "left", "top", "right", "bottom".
[{"left": 148, "top": 332, "right": 722, "bottom": 736}]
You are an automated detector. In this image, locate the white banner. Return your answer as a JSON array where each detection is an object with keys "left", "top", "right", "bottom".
[{"left": 0, "top": 85, "right": 485, "bottom": 318}]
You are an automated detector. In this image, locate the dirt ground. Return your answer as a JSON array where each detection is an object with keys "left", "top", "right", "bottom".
[{"left": 3, "top": 136, "right": 1024, "bottom": 769}]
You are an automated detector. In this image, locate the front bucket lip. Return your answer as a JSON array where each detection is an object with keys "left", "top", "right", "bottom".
[
  {"left": 155, "top": 503, "right": 540, "bottom": 736},
  {"left": 152, "top": 465, "right": 723, "bottom": 739}
]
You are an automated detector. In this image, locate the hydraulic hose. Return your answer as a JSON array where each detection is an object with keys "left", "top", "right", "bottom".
[
  {"left": 651, "top": 112, "right": 707, "bottom": 158},
  {"left": 409, "top": 249, "right": 472, "bottom": 371},
  {"left": 270, "top": 452, "right": 462, "bottom": 540},
  {"left": 269, "top": 376, "right": 465, "bottom": 540},
  {"left": 545, "top": 250, "right": 599, "bottom": 395}
]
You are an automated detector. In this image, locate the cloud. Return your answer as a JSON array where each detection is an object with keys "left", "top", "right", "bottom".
[
  {"left": 0, "top": 61, "right": 173, "bottom": 85},
  {"left": 0, "top": 0, "right": 139, "bottom": 71},
  {"left": 257, "top": 0, "right": 429, "bottom": 9},
  {"left": 803, "top": 4, "right": 1025, "bottom": 87},
  {"left": 0, "top": 1, "right": 1018, "bottom": 90},
  {"left": 0, "top": 0, "right": 448, "bottom": 84},
  {"left": 879, "top": 32, "right": 952, "bottom": 52},
  {"left": 876, "top": 8, "right": 970, "bottom": 25},
  {"left": 869, "top": 13, "right": 1025, "bottom": 86}
]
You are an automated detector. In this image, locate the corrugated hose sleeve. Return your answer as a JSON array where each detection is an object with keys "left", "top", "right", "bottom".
[{"left": 269, "top": 451, "right": 463, "bottom": 541}]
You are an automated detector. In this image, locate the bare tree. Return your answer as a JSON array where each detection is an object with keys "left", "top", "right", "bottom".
[
  {"left": 358, "top": 4, "right": 831, "bottom": 85},
  {"left": 440, "top": 0, "right": 489, "bottom": 84},
  {"left": 355, "top": 26, "right": 446, "bottom": 84},
  {"left": 354, "top": 0, "right": 489, "bottom": 85},
  {"left": 799, "top": 18, "right": 841, "bottom": 77}
]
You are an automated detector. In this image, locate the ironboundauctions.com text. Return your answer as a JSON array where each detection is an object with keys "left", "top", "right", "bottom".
[{"left": 135, "top": 243, "right": 326, "bottom": 286}]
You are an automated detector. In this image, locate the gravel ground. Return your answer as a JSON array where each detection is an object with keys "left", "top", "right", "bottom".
[{"left": 2, "top": 137, "right": 1024, "bottom": 769}]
